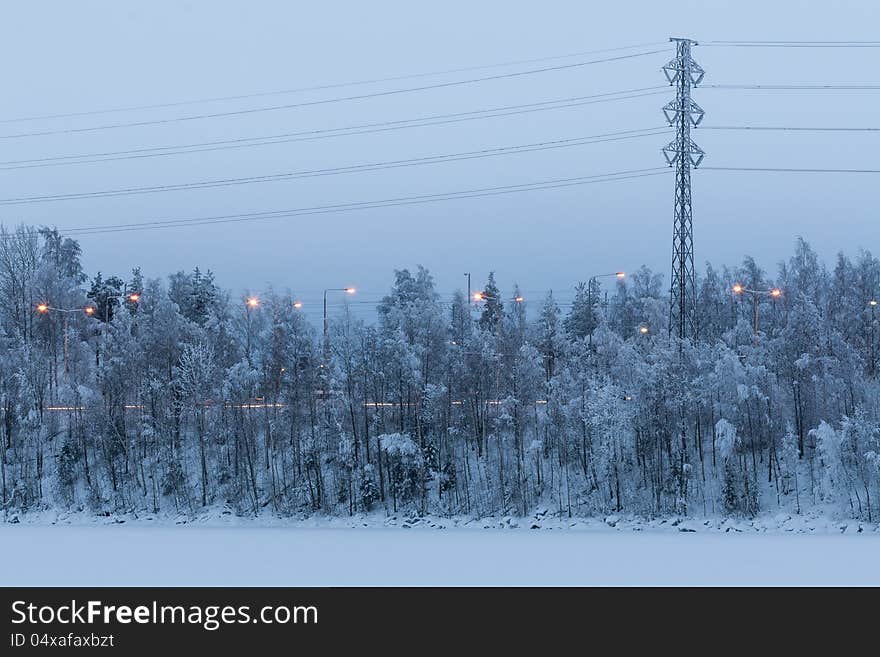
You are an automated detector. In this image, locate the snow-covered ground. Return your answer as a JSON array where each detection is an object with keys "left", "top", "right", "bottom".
[{"left": 2, "top": 511, "right": 879, "bottom": 586}]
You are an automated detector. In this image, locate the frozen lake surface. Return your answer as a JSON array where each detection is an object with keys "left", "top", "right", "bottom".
[{"left": 2, "top": 524, "right": 879, "bottom": 586}]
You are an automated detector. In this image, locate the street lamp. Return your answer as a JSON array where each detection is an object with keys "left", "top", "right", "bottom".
[
  {"left": 587, "top": 271, "right": 625, "bottom": 347},
  {"left": 471, "top": 290, "right": 523, "bottom": 339},
  {"left": 323, "top": 287, "right": 356, "bottom": 366},
  {"left": 244, "top": 296, "right": 260, "bottom": 364},
  {"left": 40, "top": 292, "right": 140, "bottom": 370},
  {"left": 472, "top": 290, "right": 523, "bottom": 304},
  {"left": 293, "top": 301, "right": 303, "bottom": 310},
  {"left": 35, "top": 302, "right": 101, "bottom": 375},
  {"left": 733, "top": 284, "right": 782, "bottom": 345},
  {"left": 92, "top": 291, "right": 142, "bottom": 323},
  {"left": 639, "top": 324, "right": 650, "bottom": 335},
  {"left": 36, "top": 303, "right": 97, "bottom": 316},
  {"left": 869, "top": 300, "right": 878, "bottom": 376},
  {"left": 472, "top": 290, "right": 524, "bottom": 395}
]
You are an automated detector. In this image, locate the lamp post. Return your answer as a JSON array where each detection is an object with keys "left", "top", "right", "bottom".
[
  {"left": 870, "top": 299, "right": 878, "bottom": 376},
  {"left": 78, "top": 291, "right": 142, "bottom": 369},
  {"left": 36, "top": 303, "right": 98, "bottom": 377},
  {"left": 472, "top": 290, "right": 524, "bottom": 407},
  {"left": 323, "top": 287, "right": 355, "bottom": 368},
  {"left": 471, "top": 291, "right": 523, "bottom": 335},
  {"left": 98, "top": 291, "right": 141, "bottom": 323},
  {"left": 587, "top": 272, "right": 625, "bottom": 347},
  {"left": 243, "top": 296, "right": 259, "bottom": 364},
  {"left": 733, "top": 284, "right": 781, "bottom": 345}
]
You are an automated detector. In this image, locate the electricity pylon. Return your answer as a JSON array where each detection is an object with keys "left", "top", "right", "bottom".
[{"left": 662, "top": 37, "right": 704, "bottom": 341}]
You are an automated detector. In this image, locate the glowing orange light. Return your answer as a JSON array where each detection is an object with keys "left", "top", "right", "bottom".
[
  {"left": 344, "top": 287, "right": 356, "bottom": 294},
  {"left": 870, "top": 300, "right": 877, "bottom": 307},
  {"left": 616, "top": 271, "right": 626, "bottom": 279},
  {"left": 246, "top": 297, "right": 259, "bottom": 308},
  {"left": 639, "top": 325, "right": 649, "bottom": 334},
  {"left": 473, "top": 292, "right": 484, "bottom": 301},
  {"left": 128, "top": 293, "right": 140, "bottom": 303},
  {"left": 293, "top": 301, "right": 303, "bottom": 309},
  {"left": 84, "top": 307, "right": 95, "bottom": 316},
  {"left": 770, "top": 288, "right": 782, "bottom": 298},
  {"left": 732, "top": 284, "right": 744, "bottom": 294},
  {"left": 36, "top": 304, "right": 49, "bottom": 313},
  {"left": 514, "top": 296, "right": 524, "bottom": 303}
]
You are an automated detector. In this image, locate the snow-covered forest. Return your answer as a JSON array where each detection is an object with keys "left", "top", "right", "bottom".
[{"left": 1, "top": 224, "right": 878, "bottom": 523}]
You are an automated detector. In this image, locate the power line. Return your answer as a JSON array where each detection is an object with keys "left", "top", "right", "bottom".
[
  {"left": 706, "top": 84, "right": 880, "bottom": 89},
  {"left": 703, "top": 125, "right": 880, "bottom": 132},
  {"left": 704, "top": 166, "right": 880, "bottom": 173},
  {"left": 53, "top": 167, "right": 669, "bottom": 237},
  {"left": 0, "top": 88, "right": 669, "bottom": 171},
  {"left": 0, "top": 49, "right": 669, "bottom": 140},
  {"left": 0, "top": 42, "right": 669, "bottom": 124},
  {"left": 0, "top": 128, "right": 670, "bottom": 205},
  {"left": 703, "top": 40, "right": 880, "bottom": 48},
  {"left": 66, "top": 168, "right": 668, "bottom": 235}
]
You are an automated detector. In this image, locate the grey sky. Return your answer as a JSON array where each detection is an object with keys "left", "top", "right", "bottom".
[{"left": 2, "top": 1, "right": 879, "bottom": 321}]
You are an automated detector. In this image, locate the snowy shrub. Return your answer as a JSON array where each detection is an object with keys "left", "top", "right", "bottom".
[
  {"left": 716, "top": 419, "right": 758, "bottom": 517},
  {"left": 379, "top": 433, "right": 423, "bottom": 511},
  {"left": 360, "top": 465, "right": 379, "bottom": 510}
]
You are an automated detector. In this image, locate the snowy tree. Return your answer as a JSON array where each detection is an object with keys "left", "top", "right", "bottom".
[{"left": 0, "top": 225, "right": 877, "bottom": 524}]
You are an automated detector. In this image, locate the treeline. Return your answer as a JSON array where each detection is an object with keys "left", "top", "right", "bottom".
[{"left": 1, "top": 224, "right": 878, "bottom": 521}]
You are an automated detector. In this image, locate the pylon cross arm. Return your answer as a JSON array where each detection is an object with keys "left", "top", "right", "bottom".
[
  {"left": 662, "top": 99, "right": 705, "bottom": 125},
  {"left": 662, "top": 57, "right": 705, "bottom": 87},
  {"left": 662, "top": 139, "right": 704, "bottom": 167}
]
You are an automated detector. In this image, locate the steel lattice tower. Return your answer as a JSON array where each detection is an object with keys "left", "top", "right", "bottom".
[{"left": 662, "top": 37, "right": 704, "bottom": 340}]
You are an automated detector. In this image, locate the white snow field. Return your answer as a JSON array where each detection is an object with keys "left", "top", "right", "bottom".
[{"left": 2, "top": 523, "right": 879, "bottom": 586}]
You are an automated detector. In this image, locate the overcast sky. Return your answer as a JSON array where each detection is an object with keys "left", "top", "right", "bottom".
[{"left": 2, "top": 1, "right": 879, "bottom": 320}]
